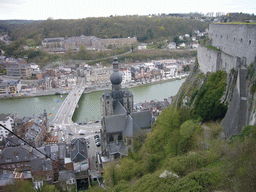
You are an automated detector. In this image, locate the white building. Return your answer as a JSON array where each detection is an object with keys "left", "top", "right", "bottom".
[
  {"left": 0, "top": 114, "right": 14, "bottom": 140},
  {"left": 167, "top": 42, "right": 176, "bottom": 49},
  {"left": 144, "top": 62, "right": 155, "bottom": 71},
  {"left": 121, "top": 70, "right": 132, "bottom": 84},
  {"left": 67, "top": 75, "right": 77, "bottom": 87},
  {"left": 29, "top": 63, "right": 40, "bottom": 72},
  {"left": 137, "top": 43, "right": 147, "bottom": 50}
]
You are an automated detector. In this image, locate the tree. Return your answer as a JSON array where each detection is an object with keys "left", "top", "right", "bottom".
[{"left": 3, "top": 180, "right": 36, "bottom": 192}]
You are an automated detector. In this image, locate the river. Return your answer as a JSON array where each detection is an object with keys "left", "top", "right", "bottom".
[{"left": 0, "top": 78, "right": 185, "bottom": 122}]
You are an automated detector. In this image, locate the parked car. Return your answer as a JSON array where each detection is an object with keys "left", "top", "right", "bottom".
[
  {"left": 94, "top": 135, "right": 99, "bottom": 139},
  {"left": 69, "top": 132, "right": 74, "bottom": 135},
  {"left": 79, "top": 132, "right": 85, "bottom": 135},
  {"left": 96, "top": 142, "right": 101, "bottom": 147},
  {"left": 95, "top": 138, "right": 100, "bottom": 143}
]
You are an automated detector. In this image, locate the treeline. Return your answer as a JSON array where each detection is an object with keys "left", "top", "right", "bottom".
[{"left": 6, "top": 16, "right": 209, "bottom": 44}]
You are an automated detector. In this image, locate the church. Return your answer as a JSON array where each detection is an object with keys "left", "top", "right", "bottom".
[{"left": 100, "top": 56, "right": 152, "bottom": 161}]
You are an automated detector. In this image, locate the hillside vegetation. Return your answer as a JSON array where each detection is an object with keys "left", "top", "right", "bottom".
[
  {"left": 87, "top": 68, "right": 256, "bottom": 192},
  {"left": 5, "top": 16, "right": 209, "bottom": 44}
]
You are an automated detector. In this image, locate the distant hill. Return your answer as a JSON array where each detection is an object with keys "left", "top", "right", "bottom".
[{"left": 2, "top": 16, "right": 209, "bottom": 44}]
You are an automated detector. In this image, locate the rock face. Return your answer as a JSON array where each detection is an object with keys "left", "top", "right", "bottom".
[
  {"left": 174, "top": 23, "right": 256, "bottom": 138},
  {"left": 173, "top": 62, "right": 256, "bottom": 139}
]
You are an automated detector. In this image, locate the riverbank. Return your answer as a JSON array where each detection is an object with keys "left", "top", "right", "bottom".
[
  {"left": 0, "top": 74, "right": 189, "bottom": 99},
  {"left": 82, "top": 74, "right": 189, "bottom": 94}
]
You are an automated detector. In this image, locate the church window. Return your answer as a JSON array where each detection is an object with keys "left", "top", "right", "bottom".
[{"left": 109, "top": 135, "right": 114, "bottom": 142}]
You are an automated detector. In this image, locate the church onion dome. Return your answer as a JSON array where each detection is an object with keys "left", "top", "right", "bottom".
[
  {"left": 110, "top": 71, "right": 122, "bottom": 85},
  {"left": 110, "top": 55, "right": 122, "bottom": 85}
]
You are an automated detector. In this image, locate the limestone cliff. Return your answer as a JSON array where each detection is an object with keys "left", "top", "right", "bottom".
[{"left": 172, "top": 61, "right": 256, "bottom": 139}]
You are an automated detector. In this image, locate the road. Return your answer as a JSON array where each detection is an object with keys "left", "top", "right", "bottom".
[{"left": 50, "top": 77, "right": 101, "bottom": 143}]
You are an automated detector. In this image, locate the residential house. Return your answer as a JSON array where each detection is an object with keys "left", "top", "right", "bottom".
[
  {"left": 24, "top": 111, "right": 48, "bottom": 148},
  {"left": 30, "top": 158, "right": 54, "bottom": 183},
  {"left": 167, "top": 42, "right": 176, "bottom": 49},
  {"left": 0, "top": 113, "right": 15, "bottom": 139},
  {"left": 130, "top": 64, "right": 151, "bottom": 81},
  {"left": 0, "top": 146, "right": 32, "bottom": 174},
  {"left": 85, "top": 67, "right": 112, "bottom": 85},
  {"left": 25, "top": 123, "right": 45, "bottom": 148},
  {"left": 70, "top": 138, "right": 90, "bottom": 188},
  {"left": 67, "top": 74, "right": 77, "bottom": 87},
  {"left": 119, "top": 67, "right": 132, "bottom": 84},
  {"left": 0, "top": 79, "right": 21, "bottom": 94},
  {"left": 6, "top": 62, "right": 32, "bottom": 79},
  {"left": 28, "top": 63, "right": 40, "bottom": 72},
  {"left": 137, "top": 43, "right": 147, "bottom": 50}
]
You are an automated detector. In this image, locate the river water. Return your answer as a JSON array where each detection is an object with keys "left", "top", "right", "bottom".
[{"left": 0, "top": 78, "right": 185, "bottom": 122}]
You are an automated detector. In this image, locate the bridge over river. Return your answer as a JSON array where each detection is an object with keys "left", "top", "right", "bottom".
[{"left": 50, "top": 78, "right": 101, "bottom": 143}]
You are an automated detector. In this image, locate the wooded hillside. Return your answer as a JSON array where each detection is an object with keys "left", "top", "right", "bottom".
[{"left": 4, "top": 16, "right": 209, "bottom": 44}]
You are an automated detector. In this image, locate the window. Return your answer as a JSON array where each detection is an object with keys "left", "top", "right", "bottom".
[
  {"left": 220, "top": 35, "right": 222, "bottom": 38},
  {"left": 249, "top": 40, "right": 252, "bottom": 45},
  {"left": 234, "top": 37, "right": 236, "bottom": 41},
  {"left": 227, "top": 36, "right": 229, "bottom": 39},
  {"left": 109, "top": 135, "right": 114, "bottom": 142},
  {"left": 240, "top": 38, "right": 243, "bottom": 43}
]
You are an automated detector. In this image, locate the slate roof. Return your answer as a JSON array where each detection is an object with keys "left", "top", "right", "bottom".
[
  {"left": 59, "top": 171, "right": 75, "bottom": 182},
  {"left": 30, "top": 158, "right": 52, "bottom": 173},
  {"left": 124, "top": 115, "right": 133, "bottom": 137},
  {"left": 70, "top": 138, "right": 88, "bottom": 162},
  {"left": 113, "top": 100, "right": 126, "bottom": 115},
  {"left": 0, "top": 146, "right": 31, "bottom": 164},
  {"left": 0, "top": 113, "right": 12, "bottom": 121},
  {"left": 105, "top": 114, "right": 127, "bottom": 133},
  {"left": 132, "top": 110, "right": 152, "bottom": 129},
  {"left": 108, "top": 141, "right": 123, "bottom": 155},
  {"left": 0, "top": 173, "right": 14, "bottom": 187}
]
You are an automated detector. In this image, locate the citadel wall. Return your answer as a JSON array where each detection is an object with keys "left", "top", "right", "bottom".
[
  {"left": 209, "top": 24, "right": 256, "bottom": 66},
  {"left": 198, "top": 24, "right": 256, "bottom": 74}
]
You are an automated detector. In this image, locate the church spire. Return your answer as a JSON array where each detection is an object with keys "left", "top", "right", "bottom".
[{"left": 110, "top": 55, "right": 122, "bottom": 91}]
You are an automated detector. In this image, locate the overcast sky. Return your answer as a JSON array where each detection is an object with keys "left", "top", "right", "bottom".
[{"left": 0, "top": 0, "right": 255, "bottom": 20}]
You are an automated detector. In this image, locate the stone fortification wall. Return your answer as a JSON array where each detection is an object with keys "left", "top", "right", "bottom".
[
  {"left": 220, "top": 52, "right": 239, "bottom": 72},
  {"left": 222, "top": 67, "right": 249, "bottom": 138},
  {"left": 197, "top": 46, "right": 219, "bottom": 73},
  {"left": 209, "top": 24, "right": 256, "bottom": 66},
  {"left": 198, "top": 45, "right": 241, "bottom": 74}
]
